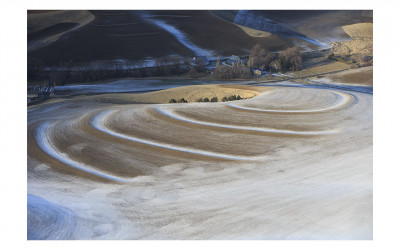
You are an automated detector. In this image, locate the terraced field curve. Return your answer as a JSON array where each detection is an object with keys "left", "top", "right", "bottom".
[{"left": 27, "top": 84, "right": 372, "bottom": 239}]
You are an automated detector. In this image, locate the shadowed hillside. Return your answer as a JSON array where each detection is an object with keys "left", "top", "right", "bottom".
[{"left": 28, "top": 10, "right": 292, "bottom": 67}]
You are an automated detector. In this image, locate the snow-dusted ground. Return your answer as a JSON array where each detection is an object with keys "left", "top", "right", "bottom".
[
  {"left": 54, "top": 79, "right": 190, "bottom": 95},
  {"left": 53, "top": 79, "right": 259, "bottom": 96},
  {"left": 140, "top": 13, "right": 214, "bottom": 57},
  {"left": 27, "top": 81, "right": 372, "bottom": 239}
]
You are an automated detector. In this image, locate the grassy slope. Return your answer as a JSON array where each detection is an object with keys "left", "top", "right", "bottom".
[
  {"left": 92, "top": 84, "right": 264, "bottom": 104},
  {"left": 331, "top": 23, "right": 373, "bottom": 58},
  {"left": 323, "top": 66, "right": 373, "bottom": 86},
  {"left": 252, "top": 10, "right": 372, "bottom": 47}
]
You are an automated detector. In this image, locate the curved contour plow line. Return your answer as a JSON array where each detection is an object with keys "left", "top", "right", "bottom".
[
  {"left": 91, "top": 110, "right": 262, "bottom": 161},
  {"left": 154, "top": 107, "right": 340, "bottom": 135},
  {"left": 35, "top": 122, "right": 137, "bottom": 183},
  {"left": 226, "top": 90, "right": 354, "bottom": 114}
]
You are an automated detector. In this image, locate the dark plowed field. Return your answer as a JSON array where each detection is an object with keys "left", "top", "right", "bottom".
[{"left": 28, "top": 10, "right": 292, "bottom": 66}]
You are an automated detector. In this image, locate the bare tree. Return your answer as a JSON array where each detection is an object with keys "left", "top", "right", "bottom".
[
  {"left": 216, "top": 57, "right": 220, "bottom": 69},
  {"left": 289, "top": 55, "right": 302, "bottom": 71},
  {"left": 248, "top": 44, "right": 276, "bottom": 69},
  {"left": 214, "top": 62, "right": 250, "bottom": 79},
  {"left": 277, "top": 47, "right": 302, "bottom": 72}
]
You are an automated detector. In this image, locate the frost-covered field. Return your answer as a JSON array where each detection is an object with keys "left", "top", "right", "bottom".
[{"left": 27, "top": 82, "right": 372, "bottom": 239}]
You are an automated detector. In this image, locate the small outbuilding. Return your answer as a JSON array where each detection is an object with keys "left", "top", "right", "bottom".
[
  {"left": 226, "top": 55, "right": 247, "bottom": 66},
  {"left": 253, "top": 69, "right": 262, "bottom": 76}
]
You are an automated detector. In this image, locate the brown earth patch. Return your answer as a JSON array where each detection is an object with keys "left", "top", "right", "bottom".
[
  {"left": 92, "top": 84, "right": 265, "bottom": 104},
  {"left": 324, "top": 66, "right": 373, "bottom": 86},
  {"left": 235, "top": 24, "right": 272, "bottom": 38}
]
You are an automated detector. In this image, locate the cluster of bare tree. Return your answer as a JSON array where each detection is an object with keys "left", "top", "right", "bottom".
[
  {"left": 246, "top": 44, "right": 302, "bottom": 73},
  {"left": 328, "top": 53, "right": 372, "bottom": 67},
  {"left": 213, "top": 61, "right": 251, "bottom": 79},
  {"left": 247, "top": 44, "right": 276, "bottom": 70},
  {"left": 186, "top": 63, "right": 208, "bottom": 78},
  {"left": 154, "top": 56, "right": 186, "bottom": 76},
  {"left": 275, "top": 47, "right": 303, "bottom": 72}
]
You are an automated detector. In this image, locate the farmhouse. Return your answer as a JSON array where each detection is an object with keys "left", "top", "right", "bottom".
[
  {"left": 226, "top": 55, "right": 247, "bottom": 66},
  {"left": 226, "top": 55, "right": 240, "bottom": 65}
]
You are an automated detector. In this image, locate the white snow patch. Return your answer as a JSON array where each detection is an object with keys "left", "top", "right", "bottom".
[
  {"left": 141, "top": 13, "right": 214, "bottom": 57},
  {"left": 154, "top": 106, "right": 340, "bottom": 135},
  {"left": 35, "top": 122, "right": 140, "bottom": 182},
  {"left": 91, "top": 109, "right": 260, "bottom": 161}
]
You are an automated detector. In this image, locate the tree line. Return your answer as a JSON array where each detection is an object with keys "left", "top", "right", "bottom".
[
  {"left": 27, "top": 56, "right": 191, "bottom": 85},
  {"left": 212, "top": 44, "right": 303, "bottom": 80},
  {"left": 28, "top": 45, "right": 303, "bottom": 84}
]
